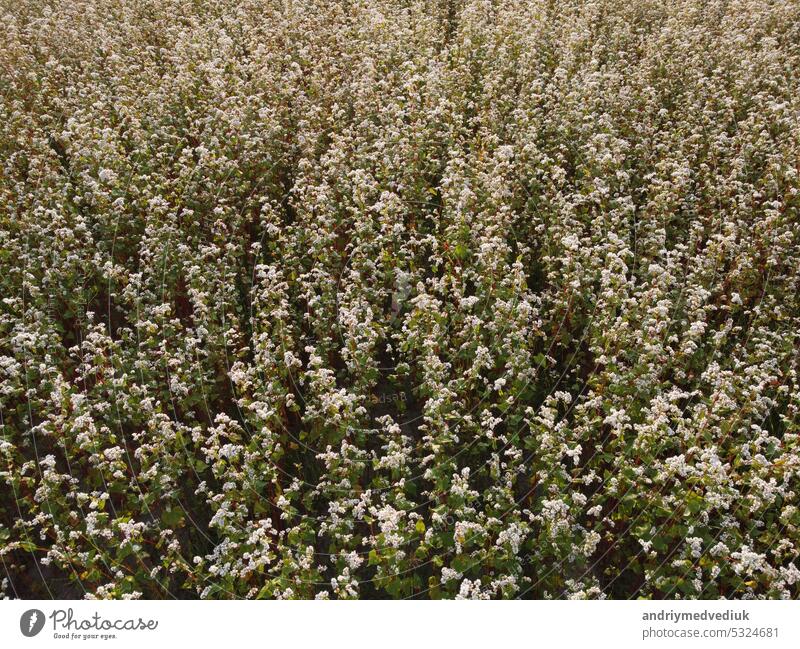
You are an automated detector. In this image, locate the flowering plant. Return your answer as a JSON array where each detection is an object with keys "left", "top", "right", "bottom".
[{"left": 1, "top": 0, "right": 799, "bottom": 599}]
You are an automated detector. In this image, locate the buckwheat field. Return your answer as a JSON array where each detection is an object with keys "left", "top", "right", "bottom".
[{"left": 1, "top": 0, "right": 799, "bottom": 600}]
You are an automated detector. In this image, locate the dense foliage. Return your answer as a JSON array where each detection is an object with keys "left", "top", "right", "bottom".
[{"left": 1, "top": 0, "right": 800, "bottom": 599}]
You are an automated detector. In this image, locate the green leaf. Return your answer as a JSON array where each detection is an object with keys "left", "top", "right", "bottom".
[{"left": 162, "top": 508, "right": 184, "bottom": 527}]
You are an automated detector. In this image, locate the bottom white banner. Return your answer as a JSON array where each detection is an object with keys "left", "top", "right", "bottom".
[{"left": 1, "top": 600, "right": 798, "bottom": 648}]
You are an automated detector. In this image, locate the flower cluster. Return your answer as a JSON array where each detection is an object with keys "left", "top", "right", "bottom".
[{"left": 1, "top": 0, "right": 799, "bottom": 599}]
